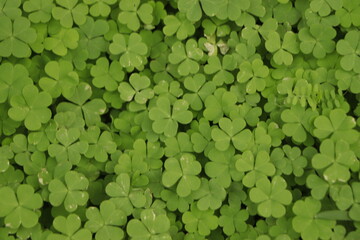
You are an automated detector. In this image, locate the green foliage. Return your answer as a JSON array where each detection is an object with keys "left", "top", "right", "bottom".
[{"left": 0, "top": 1, "right": 359, "bottom": 239}]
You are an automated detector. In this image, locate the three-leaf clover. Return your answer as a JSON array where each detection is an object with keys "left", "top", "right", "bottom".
[
  {"left": 237, "top": 59, "right": 269, "bottom": 94},
  {"left": 163, "top": 13, "right": 195, "bottom": 40},
  {"left": 48, "top": 171, "right": 89, "bottom": 212},
  {"left": 109, "top": 33, "right": 148, "bottom": 69},
  {"left": 47, "top": 214, "right": 92, "bottom": 240},
  {"left": 149, "top": 97, "right": 193, "bottom": 137},
  {"left": 85, "top": 200, "right": 126, "bottom": 240},
  {"left": 192, "top": 178, "right": 227, "bottom": 211},
  {"left": 0, "top": 184, "right": 43, "bottom": 229},
  {"left": 117, "top": 0, "right": 153, "bottom": 31},
  {"left": 312, "top": 139, "right": 357, "bottom": 183},
  {"left": 168, "top": 39, "right": 204, "bottom": 76},
  {"left": 23, "top": 0, "right": 54, "bottom": 23},
  {"left": 265, "top": 31, "right": 299, "bottom": 65},
  {"left": 211, "top": 117, "right": 253, "bottom": 151},
  {"left": 218, "top": 204, "right": 249, "bottom": 236},
  {"left": 249, "top": 176, "right": 293, "bottom": 218},
  {"left": 335, "top": 0, "right": 360, "bottom": 28},
  {"left": 126, "top": 209, "right": 171, "bottom": 240},
  {"left": 118, "top": 73, "right": 154, "bottom": 104},
  {"left": 162, "top": 153, "right": 202, "bottom": 197},
  {"left": 90, "top": 58, "right": 125, "bottom": 92},
  {"left": 204, "top": 55, "right": 237, "bottom": 86},
  {"left": 83, "top": 0, "right": 116, "bottom": 17},
  {"left": 336, "top": 30, "right": 360, "bottom": 73},
  {"left": 292, "top": 197, "right": 336, "bottom": 240},
  {"left": 0, "top": 16, "right": 37, "bottom": 58},
  {"left": 8, "top": 85, "right": 52, "bottom": 131},
  {"left": 44, "top": 23, "right": 79, "bottom": 56},
  {"left": 235, "top": 150, "right": 276, "bottom": 188},
  {"left": 52, "top": 0, "right": 88, "bottom": 28}
]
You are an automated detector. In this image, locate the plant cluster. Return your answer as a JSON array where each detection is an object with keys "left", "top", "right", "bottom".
[{"left": 0, "top": 0, "right": 360, "bottom": 239}]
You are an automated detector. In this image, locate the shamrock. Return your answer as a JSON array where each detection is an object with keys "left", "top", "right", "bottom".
[
  {"left": 313, "top": 108, "right": 358, "bottom": 144},
  {"left": 191, "top": 118, "right": 213, "bottom": 153},
  {"left": 161, "top": 188, "right": 191, "bottom": 213},
  {"left": 205, "top": 147, "right": 243, "bottom": 188},
  {"left": 281, "top": 105, "right": 318, "bottom": 143},
  {"left": 335, "top": 69, "right": 360, "bottom": 94},
  {"left": 164, "top": 132, "right": 193, "bottom": 158},
  {"left": 77, "top": 17, "right": 109, "bottom": 60},
  {"left": 0, "top": 184, "right": 43, "bottom": 229},
  {"left": 182, "top": 203, "right": 218, "bottom": 237},
  {"left": 0, "top": 63, "right": 33, "bottom": 104},
  {"left": 44, "top": 25, "right": 79, "bottom": 56},
  {"left": 177, "top": 0, "right": 202, "bottom": 22},
  {"left": 48, "top": 171, "right": 89, "bottom": 212},
  {"left": 306, "top": 174, "right": 330, "bottom": 200},
  {"left": 131, "top": 138, "right": 164, "bottom": 170},
  {"left": 83, "top": 0, "right": 116, "bottom": 17},
  {"left": 127, "top": 209, "right": 171, "bottom": 240},
  {"left": 118, "top": 73, "right": 154, "bottom": 105},
  {"left": 349, "top": 182, "right": 360, "bottom": 221},
  {"left": 249, "top": 176, "right": 293, "bottom": 218},
  {"left": 0, "top": 0, "right": 21, "bottom": 19},
  {"left": 163, "top": 13, "right": 195, "bottom": 40},
  {"left": 310, "top": 0, "right": 343, "bottom": 17},
  {"left": 85, "top": 200, "right": 126, "bottom": 240},
  {"left": 292, "top": 197, "right": 336, "bottom": 240},
  {"left": 52, "top": 0, "right": 88, "bottom": 28},
  {"left": 336, "top": 30, "right": 360, "bottom": 73},
  {"left": 203, "top": 89, "right": 238, "bottom": 123},
  {"left": 162, "top": 153, "right": 202, "bottom": 197},
  {"left": 183, "top": 73, "right": 216, "bottom": 111},
  {"left": 48, "top": 127, "right": 88, "bottom": 164},
  {"left": 211, "top": 117, "right": 253, "bottom": 151},
  {"left": 192, "top": 178, "right": 227, "bottom": 211},
  {"left": 8, "top": 85, "right": 52, "bottom": 131},
  {"left": 109, "top": 33, "right": 148, "bottom": 69},
  {"left": 149, "top": 97, "right": 193, "bottom": 137},
  {"left": 203, "top": 0, "right": 250, "bottom": 21},
  {"left": 0, "top": 145, "right": 13, "bottom": 172},
  {"left": 218, "top": 204, "right": 249, "bottom": 236},
  {"left": 312, "top": 139, "right": 357, "bottom": 183},
  {"left": 235, "top": 150, "right": 276, "bottom": 188},
  {"left": 105, "top": 173, "right": 148, "bottom": 215},
  {"left": 56, "top": 83, "right": 107, "bottom": 126},
  {"left": 47, "top": 214, "right": 92, "bottom": 240},
  {"left": 168, "top": 39, "right": 204, "bottom": 76},
  {"left": 118, "top": 0, "right": 153, "bottom": 31},
  {"left": 336, "top": 0, "right": 360, "bottom": 28},
  {"left": 298, "top": 24, "right": 336, "bottom": 59},
  {"left": 23, "top": 0, "right": 54, "bottom": 23},
  {"left": 237, "top": 59, "right": 269, "bottom": 94},
  {"left": 91, "top": 58, "right": 125, "bottom": 92},
  {"left": 265, "top": 31, "right": 299, "bottom": 65},
  {"left": 0, "top": 16, "right": 37, "bottom": 58},
  {"left": 39, "top": 60, "right": 79, "bottom": 99},
  {"left": 204, "top": 55, "right": 237, "bottom": 86},
  {"left": 272, "top": 146, "right": 308, "bottom": 177}
]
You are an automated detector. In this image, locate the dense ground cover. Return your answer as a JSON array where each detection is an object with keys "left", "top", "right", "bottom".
[{"left": 0, "top": 0, "right": 360, "bottom": 239}]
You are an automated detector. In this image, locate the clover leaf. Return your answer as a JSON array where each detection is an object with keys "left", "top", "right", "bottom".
[
  {"left": 163, "top": 13, "right": 195, "bottom": 40},
  {"left": 127, "top": 208, "right": 171, "bottom": 240},
  {"left": 8, "top": 85, "right": 52, "bottom": 131},
  {"left": 272, "top": 146, "right": 308, "bottom": 177},
  {"left": 312, "top": 139, "right": 356, "bottom": 183},
  {"left": 336, "top": 30, "right": 360, "bottom": 73},
  {"left": 85, "top": 200, "right": 126, "bottom": 240},
  {"left": 335, "top": 0, "right": 360, "bottom": 28},
  {"left": 177, "top": 0, "right": 202, "bottom": 22},
  {"left": 52, "top": 0, "right": 88, "bottom": 28},
  {"left": 211, "top": 117, "right": 253, "bottom": 152},
  {"left": 162, "top": 153, "right": 202, "bottom": 197},
  {"left": 48, "top": 171, "right": 89, "bottom": 212},
  {"left": 168, "top": 39, "right": 204, "bottom": 76},
  {"left": 298, "top": 24, "right": 336, "bottom": 59},
  {"left": 313, "top": 108, "right": 358, "bottom": 144},
  {"left": 235, "top": 150, "right": 276, "bottom": 188},
  {"left": 118, "top": 0, "right": 153, "bottom": 31},
  {"left": 349, "top": 182, "right": 360, "bottom": 221},
  {"left": 118, "top": 73, "right": 154, "bottom": 105},
  {"left": 23, "top": 0, "right": 54, "bottom": 23},
  {"left": 265, "top": 31, "right": 299, "bottom": 65},
  {"left": 0, "top": 63, "right": 33, "bottom": 104},
  {"left": 0, "top": 16, "right": 37, "bottom": 58},
  {"left": 44, "top": 23, "right": 79, "bottom": 56},
  {"left": 310, "top": 0, "right": 343, "bottom": 17},
  {"left": 109, "top": 33, "right": 148, "bottom": 70},
  {"left": 335, "top": 69, "right": 360, "bottom": 94},
  {"left": 47, "top": 214, "right": 92, "bottom": 240},
  {"left": 292, "top": 197, "right": 336, "bottom": 240},
  {"left": 182, "top": 203, "right": 218, "bottom": 237},
  {"left": 249, "top": 176, "right": 293, "bottom": 218},
  {"left": 219, "top": 204, "right": 249, "bottom": 236},
  {"left": 83, "top": 0, "right": 116, "bottom": 17},
  {"left": 192, "top": 178, "right": 227, "bottom": 211},
  {"left": 0, "top": 0, "right": 21, "bottom": 19},
  {"left": 149, "top": 97, "right": 193, "bottom": 137},
  {"left": 0, "top": 184, "right": 43, "bottom": 229},
  {"left": 91, "top": 58, "right": 125, "bottom": 92},
  {"left": 237, "top": 59, "right": 269, "bottom": 94}
]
